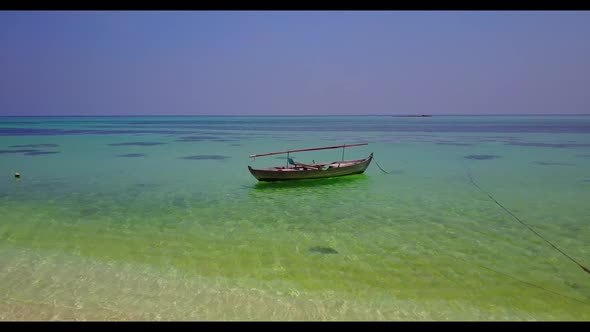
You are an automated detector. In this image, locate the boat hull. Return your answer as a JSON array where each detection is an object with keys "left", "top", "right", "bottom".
[{"left": 248, "top": 154, "right": 373, "bottom": 181}]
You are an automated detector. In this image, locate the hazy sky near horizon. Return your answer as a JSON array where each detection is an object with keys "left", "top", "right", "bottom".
[{"left": 1, "top": 11, "right": 589, "bottom": 116}]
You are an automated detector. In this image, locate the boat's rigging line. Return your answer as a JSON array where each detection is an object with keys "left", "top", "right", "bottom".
[
  {"left": 465, "top": 167, "right": 590, "bottom": 276},
  {"left": 249, "top": 143, "right": 369, "bottom": 166},
  {"left": 249, "top": 143, "right": 368, "bottom": 159}
]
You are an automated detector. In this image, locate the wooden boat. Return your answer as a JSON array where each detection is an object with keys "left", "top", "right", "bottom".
[{"left": 248, "top": 143, "right": 373, "bottom": 181}]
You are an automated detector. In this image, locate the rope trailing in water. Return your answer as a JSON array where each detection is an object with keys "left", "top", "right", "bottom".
[
  {"left": 439, "top": 251, "right": 590, "bottom": 307},
  {"left": 372, "top": 155, "right": 394, "bottom": 174},
  {"left": 465, "top": 168, "right": 590, "bottom": 276}
]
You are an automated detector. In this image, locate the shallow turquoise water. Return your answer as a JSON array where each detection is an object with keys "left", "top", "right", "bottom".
[{"left": 0, "top": 116, "right": 589, "bottom": 320}]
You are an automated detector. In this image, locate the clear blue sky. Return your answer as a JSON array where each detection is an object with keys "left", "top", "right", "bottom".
[{"left": 1, "top": 11, "right": 589, "bottom": 116}]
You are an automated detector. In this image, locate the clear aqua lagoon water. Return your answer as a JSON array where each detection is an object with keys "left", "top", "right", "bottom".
[{"left": 0, "top": 115, "right": 589, "bottom": 320}]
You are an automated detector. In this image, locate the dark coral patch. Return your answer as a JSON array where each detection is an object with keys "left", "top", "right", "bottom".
[
  {"left": 178, "top": 155, "right": 230, "bottom": 160},
  {"left": 532, "top": 161, "right": 574, "bottom": 166},
  {"left": 10, "top": 144, "right": 59, "bottom": 148},
  {"left": 436, "top": 142, "right": 473, "bottom": 146},
  {"left": 116, "top": 153, "right": 146, "bottom": 158},
  {"left": 23, "top": 151, "right": 59, "bottom": 156},
  {"left": 464, "top": 155, "right": 500, "bottom": 160},
  {"left": 135, "top": 183, "right": 160, "bottom": 188},
  {"left": 506, "top": 142, "right": 590, "bottom": 149},
  {"left": 175, "top": 136, "right": 219, "bottom": 142},
  {"left": 309, "top": 246, "right": 339, "bottom": 254},
  {"left": 387, "top": 170, "right": 405, "bottom": 175},
  {"left": 79, "top": 208, "right": 100, "bottom": 217},
  {"left": 0, "top": 128, "right": 187, "bottom": 136},
  {"left": 0, "top": 149, "right": 39, "bottom": 154},
  {"left": 176, "top": 136, "right": 237, "bottom": 143},
  {"left": 172, "top": 197, "right": 188, "bottom": 208},
  {"left": 108, "top": 142, "right": 166, "bottom": 146}
]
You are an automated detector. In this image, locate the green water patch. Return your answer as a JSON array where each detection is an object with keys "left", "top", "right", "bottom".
[
  {"left": 2, "top": 182, "right": 590, "bottom": 319},
  {"left": 250, "top": 174, "right": 369, "bottom": 191}
]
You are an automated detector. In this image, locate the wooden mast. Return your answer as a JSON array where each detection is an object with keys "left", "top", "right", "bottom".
[{"left": 249, "top": 143, "right": 368, "bottom": 158}]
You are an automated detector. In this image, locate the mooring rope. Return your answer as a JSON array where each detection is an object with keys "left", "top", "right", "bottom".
[
  {"left": 439, "top": 251, "right": 590, "bottom": 307},
  {"left": 372, "top": 155, "right": 394, "bottom": 174},
  {"left": 465, "top": 167, "right": 590, "bottom": 276}
]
